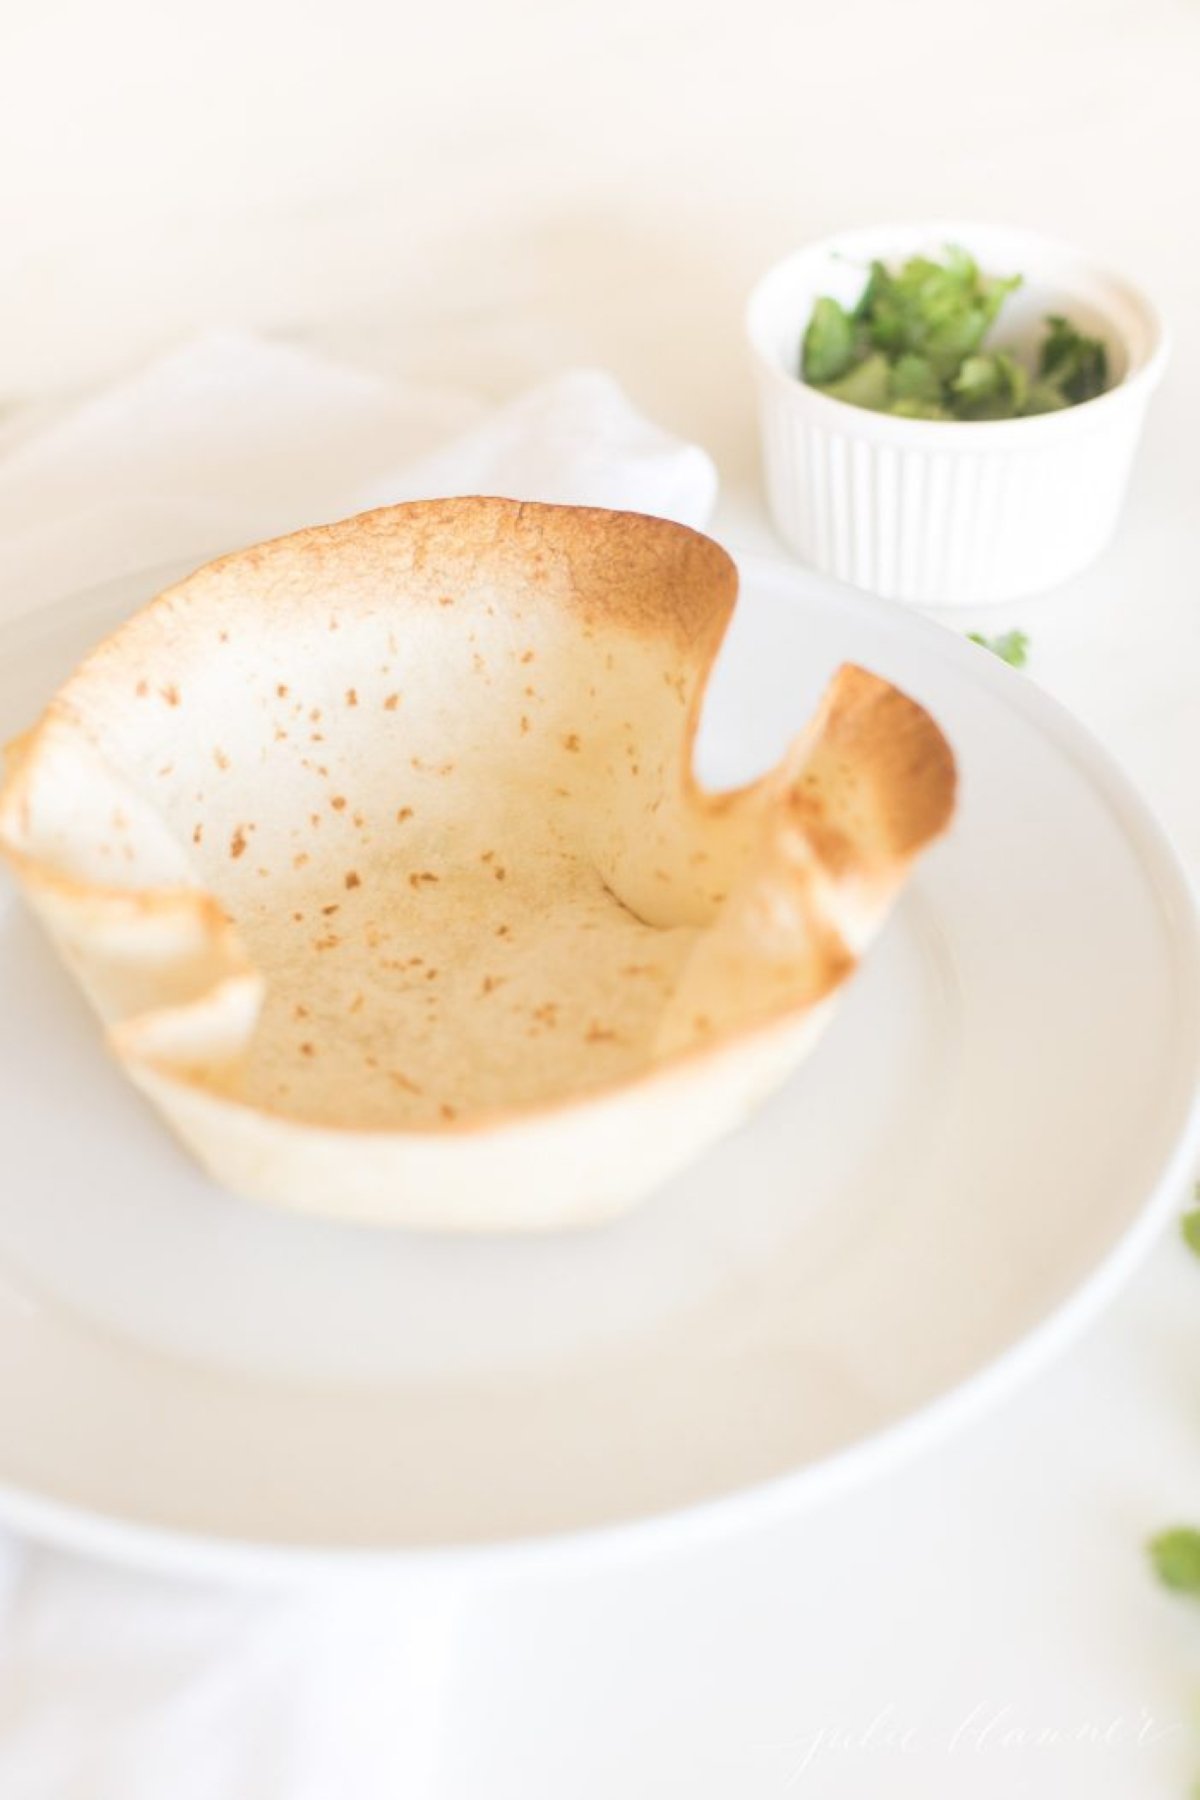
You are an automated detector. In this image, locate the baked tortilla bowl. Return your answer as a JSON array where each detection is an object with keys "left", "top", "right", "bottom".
[{"left": 0, "top": 499, "right": 955, "bottom": 1231}]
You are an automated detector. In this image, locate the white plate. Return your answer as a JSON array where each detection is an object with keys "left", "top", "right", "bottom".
[{"left": 1, "top": 554, "right": 1197, "bottom": 1580}]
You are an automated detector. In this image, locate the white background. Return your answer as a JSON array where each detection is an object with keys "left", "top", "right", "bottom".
[{"left": 3, "top": 0, "right": 1200, "bottom": 1793}]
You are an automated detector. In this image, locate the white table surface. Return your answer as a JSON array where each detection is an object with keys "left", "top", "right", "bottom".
[
  {"left": 4, "top": 339, "right": 1198, "bottom": 1800},
  {"left": 332, "top": 241, "right": 1200, "bottom": 1795},
  {"left": 5, "top": 0, "right": 1200, "bottom": 1789},
  {"left": 415, "top": 444, "right": 1200, "bottom": 1800},
  {"left": 7, "top": 297, "right": 1200, "bottom": 1800}
]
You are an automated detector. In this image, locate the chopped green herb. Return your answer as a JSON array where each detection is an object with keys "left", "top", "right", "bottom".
[
  {"left": 820, "top": 351, "right": 891, "bottom": 412},
  {"left": 952, "top": 351, "right": 1028, "bottom": 421},
  {"left": 966, "top": 629, "right": 1030, "bottom": 669},
  {"left": 889, "top": 352, "right": 943, "bottom": 407},
  {"left": 1149, "top": 1528, "right": 1200, "bottom": 1596},
  {"left": 888, "top": 397, "right": 953, "bottom": 420},
  {"left": 802, "top": 297, "right": 858, "bottom": 385},
  {"left": 1021, "top": 381, "right": 1071, "bottom": 416},
  {"left": 799, "top": 248, "right": 1110, "bottom": 421},
  {"left": 1183, "top": 1207, "right": 1200, "bottom": 1258},
  {"left": 1039, "top": 315, "right": 1109, "bottom": 406}
]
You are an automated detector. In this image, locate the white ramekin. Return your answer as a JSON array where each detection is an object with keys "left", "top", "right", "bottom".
[{"left": 746, "top": 222, "right": 1168, "bottom": 607}]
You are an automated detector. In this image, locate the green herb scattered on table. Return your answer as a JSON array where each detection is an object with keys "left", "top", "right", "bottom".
[
  {"left": 966, "top": 629, "right": 1030, "bottom": 668},
  {"left": 800, "top": 248, "right": 1109, "bottom": 420},
  {"left": 1149, "top": 1528, "right": 1200, "bottom": 1597},
  {"left": 1145, "top": 1197, "right": 1200, "bottom": 1605},
  {"left": 1182, "top": 1201, "right": 1200, "bottom": 1258}
]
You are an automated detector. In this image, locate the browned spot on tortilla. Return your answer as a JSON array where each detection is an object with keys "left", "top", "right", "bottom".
[
  {"left": 383, "top": 694, "right": 400, "bottom": 711},
  {"left": 563, "top": 733, "right": 581, "bottom": 753},
  {"left": 438, "top": 595, "right": 454, "bottom": 607},
  {"left": 161, "top": 684, "right": 180, "bottom": 706},
  {"left": 520, "top": 715, "right": 531, "bottom": 735},
  {"left": 520, "top": 649, "right": 535, "bottom": 664},
  {"left": 344, "top": 870, "right": 361, "bottom": 890},
  {"left": 390, "top": 1071, "right": 422, "bottom": 1095},
  {"left": 425, "top": 968, "right": 439, "bottom": 982},
  {"left": 480, "top": 975, "right": 506, "bottom": 995},
  {"left": 213, "top": 748, "right": 230, "bottom": 771},
  {"left": 330, "top": 795, "right": 347, "bottom": 811},
  {"left": 396, "top": 806, "right": 413, "bottom": 823},
  {"left": 135, "top": 679, "right": 149, "bottom": 698},
  {"left": 480, "top": 850, "right": 495, "bottom": 863},
  {"left": 493, "top": 865, "right": 507, "bottom": 882},
  {"left": 440, "top": 1102, "right": 458, "bottom": 1120},
  {"left": 276, "top": 683, "right": 289, "bottom": 698},
  {"left": 348, "top": 992, "right": 365, "bottom": 1015},
  {"left": 299, "top": 1041, "right": 316, "bottom": 1057},
  {"left": 293, "top": 1003, "right": 309, "bottom": 1019},
  {"left": 192, "top": 823, "right": 203, "bottom": 845},
  {"left": 229, "top": 826, "right": 247, "bottom": 859},
  {"left": 495, "top": 923, "right": 511, "bottom": 937},
  {"left": 292, "top": 851, "right": 310, "bottom": 869},
  {"left": 409, "top": 871, "right": 439, "bottom": 889},
  {"left": 321, "top": 903, "right": 340, "bottom": 917},
  {"left": 314, "top": 934, "right": 341, "bottom": 951},
  {"left": 585, "top": 1023, "right": 619, "bottom": 1044},
  {"left": 345, "top": 688, "right": 358, "bottom": 707}
]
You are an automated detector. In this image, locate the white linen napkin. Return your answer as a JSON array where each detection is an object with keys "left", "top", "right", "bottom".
[
  {"left": 0, "top": 332, "right": 717, "bottom": 622},
  {"left": 0, "top": 331, "right": 719, "bottom": 1799}
]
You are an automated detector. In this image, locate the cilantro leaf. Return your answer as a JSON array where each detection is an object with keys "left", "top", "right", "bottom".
[
  {"left": 889, "top": 353, "right": 942, "bottom": 405},
  {"left": 853, "top": 260, "right": 889, "bottom": 321},
  {"left": 966, "top": 629, "right": 1030, "bottom": 668},
  {"left": 1038, "top": 315, "right": 1109, "bottom": 405},
  {"left": 802, "top": 297, "right": 858, "bottom": 384},
  {"left": 1183, "top": 1207, "right": 1200, "bottom": 1258},
  {"left": 951, "top": 352, "right": 1028, "bottom": 420},
  {"left": 1149, "top": 1528, "right": 1200, "bottom": 1596},
  {"left": 942, "top": 244, "right": 979, "bottom": 287},
  {"left": 889, "top": 397, "right": 953, "bottom": 420},
  {"left": 817, "top": 351, "right": 891, "bottom": 413},
  {"left": 1022, "top": 381, "right": 1071, "bottom": 416},
  {"left": 953, "top": 354, "right": 1001, "bottom": 401},
  {"left": 924, "top": 305, "right": 996, "bottom": 379}
]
